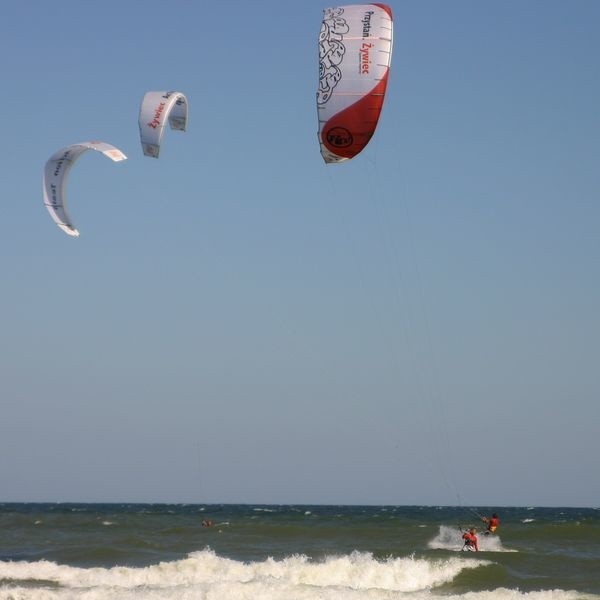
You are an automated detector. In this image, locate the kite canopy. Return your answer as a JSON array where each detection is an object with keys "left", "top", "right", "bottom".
[
  {"left": 138, "top": 91, "right": 188, "bottom": 158},
  {"left": 43, "top": 141, "right": 127, "bottom": 237},
  {"left": 317, "top": 4, "right": 393, "bottom": 163}
]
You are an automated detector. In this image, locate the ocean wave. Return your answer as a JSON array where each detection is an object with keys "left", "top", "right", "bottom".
[
  {"left": 0, "top": 550, "right": 488, "bottom": 597},
  {"left": 1, "top": 549, "right": 597, "bottom": 600}
]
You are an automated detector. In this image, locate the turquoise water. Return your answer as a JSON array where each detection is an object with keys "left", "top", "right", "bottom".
[{"left": 0, "top": 504, "right": 598, "bottom": 599}]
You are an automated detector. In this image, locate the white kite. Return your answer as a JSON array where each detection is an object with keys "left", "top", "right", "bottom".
[
  {"left": 43, "top": 141, "right": 127, "bottom": 237},
  {"left": 138, "top": 91, "right": 188, "bottom": 158},
  {"left": 317, "top": 4, "right": 393, "bottom": 163}
]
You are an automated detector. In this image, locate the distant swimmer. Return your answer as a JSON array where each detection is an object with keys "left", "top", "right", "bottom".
[
  {"left": 462, "top": 527, "right": 479, "bottom": 551},
  {"left": 482, "top": 513, "right": 500, "bottom": 534},
  {"left": 202, "top": 519, "right": 213, "bottom": 528}
]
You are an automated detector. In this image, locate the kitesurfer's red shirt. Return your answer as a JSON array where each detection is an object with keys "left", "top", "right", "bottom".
[
  {"left": 487, "top": 517, "right": 499, "bottom": 532},
  {"left": 462, "top": 531, "right": 479, "bottom": 551}
]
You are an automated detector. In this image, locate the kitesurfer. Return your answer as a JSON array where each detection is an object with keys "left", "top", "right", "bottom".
[
  {"left": 482, "top": 513, "right": 499, "bottom": 534},
  {"left": 462, "top": 527, "right": 479, "bottom": 551}
]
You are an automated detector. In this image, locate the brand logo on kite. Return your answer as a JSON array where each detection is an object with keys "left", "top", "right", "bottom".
[
  {"left": 49, "top": 183, "right": 59, "bottom": 207},
  {"left": 53, "top": 151, "right": 71, "bottom": 177},
  {"left": 361, "top": 10, "right": 374, "bottom": 38},
  {"left": 147, "top": 102, "right": 166, "bottom": 129},
  {"left": 326, "top": 127, "right": 353, "bottom": 148},
  {"left": 359, "top": 42, "right": 373, "bottom": 74}
]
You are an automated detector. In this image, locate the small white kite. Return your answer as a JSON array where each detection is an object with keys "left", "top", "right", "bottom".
[
  {"left": 138, "top": 91, "right": 188, "bottom": 158},
  {"left": 43, "top": 141, "right": 127, "bottom": 237}
]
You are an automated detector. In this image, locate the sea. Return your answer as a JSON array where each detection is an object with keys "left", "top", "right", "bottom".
[{"left": 0, "top": 504, "right": 598, "bottom": 599}]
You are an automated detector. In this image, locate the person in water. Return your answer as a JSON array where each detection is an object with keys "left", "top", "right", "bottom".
[
  {"left": 201, "top": 519, "right": 213, "bottom": 528},
  {"left": 482, "top": 513, "right": 499, "bottom": 534},
  {"left": 462, "top": 527, "right": 479, "bottom": 551}
]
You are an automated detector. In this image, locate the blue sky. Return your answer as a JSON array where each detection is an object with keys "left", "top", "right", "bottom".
[{"left": 1, "top": 0, "right": 599, "bottom": 506}]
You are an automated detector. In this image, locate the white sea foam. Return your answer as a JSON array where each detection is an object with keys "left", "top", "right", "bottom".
[
  {"left": 0, "top": 550, "right": 486, "bottom": 599},
  {"left": 0, "top": 553, "right": 595, "bottom": 600},
  {"left": 428, "top": 525, "right": 517, "bottom": 553}
]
